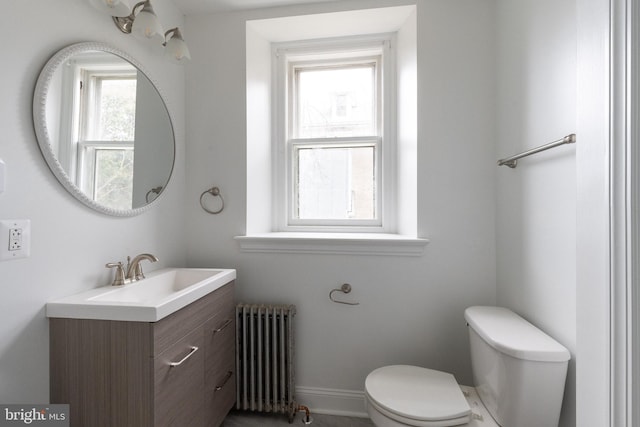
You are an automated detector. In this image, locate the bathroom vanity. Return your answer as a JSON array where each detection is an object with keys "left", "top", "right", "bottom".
[{"left": 47, "top": 269, "right": 236, "bottom": 427}]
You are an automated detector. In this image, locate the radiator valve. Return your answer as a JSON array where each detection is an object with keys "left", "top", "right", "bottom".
[{"left": 298, "top": 405, "right": 313, "bottom": 425}]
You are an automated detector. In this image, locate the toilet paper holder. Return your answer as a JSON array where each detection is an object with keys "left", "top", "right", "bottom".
[{"left": 329, "top": 283, "right": 359, "bottom": 306}]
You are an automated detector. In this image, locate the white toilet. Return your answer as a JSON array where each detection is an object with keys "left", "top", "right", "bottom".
[{"left": 364, "top": 306, "right": 570, "bottom": 427}]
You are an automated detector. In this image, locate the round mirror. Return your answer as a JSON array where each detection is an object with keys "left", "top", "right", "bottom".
[{"left": 33, "top": 42, "right": 175, "bottom": 216}]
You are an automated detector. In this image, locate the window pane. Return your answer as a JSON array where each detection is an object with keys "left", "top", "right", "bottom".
[
  {"left": 295, "top": 146, "right": 375, "bottom": 220},
  {"left": 297, "top": 66, "right": 375, "bottom": 138},
  {"left": 94, "top": 149, "right": 134, "bottom": 210},
  {"left": 90, "top": 78, "right": 137, "bottom": 141}
]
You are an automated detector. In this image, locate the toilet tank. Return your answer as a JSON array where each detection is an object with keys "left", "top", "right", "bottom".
[{"left": 464, "top": 306, "right": 570, "bottom": 427}]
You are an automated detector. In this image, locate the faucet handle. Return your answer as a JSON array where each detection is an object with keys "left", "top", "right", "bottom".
[{"left": 106, "top": 262, "right": 126, "bottom": 286}]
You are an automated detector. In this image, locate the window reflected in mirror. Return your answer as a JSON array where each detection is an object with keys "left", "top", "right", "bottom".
[
  {"left": 35, "top": 43, "right": 175, "bottom": 216},
  {"left": 59, "top": 54, "right": 137, "bottom": 210}
]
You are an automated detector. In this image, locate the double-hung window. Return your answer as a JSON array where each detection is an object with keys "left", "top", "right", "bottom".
[
  {"left": 77, "top": 69, "right": 137, "bottom": 210},
  {"left": 275, "top": 37, "right": 395, "bottom": 232}
]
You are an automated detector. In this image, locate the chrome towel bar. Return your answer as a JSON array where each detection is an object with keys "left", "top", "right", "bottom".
[{"left": 498, "top": 133, "right": 576, "bottom": 168}]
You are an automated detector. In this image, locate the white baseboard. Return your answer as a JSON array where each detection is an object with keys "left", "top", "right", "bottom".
[{"left": 295, "top": 386, "right": 369, "bottom": 418}]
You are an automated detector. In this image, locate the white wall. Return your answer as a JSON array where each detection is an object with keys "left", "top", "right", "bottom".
[
  {"left": 575, "top": 0, "right": 616, "bottom": 424},
  {"left": 132, "top": 72, "right": 175, "bottom": 207},
  {"left": 0, "top": 1, "right": 587, "bottom": 424},
  {"left": 396, "top": 8, "right": 418, "bottom": 237},
  {"left": 185, "top": 0, "right": 497, "bottom": 415},
  {"left": 494, "top": 0, "right": 577, "bottom": 426},
  {"left": 0, "top": 0, "right": 187, "bottom": 403}
]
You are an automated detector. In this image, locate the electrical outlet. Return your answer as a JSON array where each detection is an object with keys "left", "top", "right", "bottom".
[
  {"left": 1, "top": 220, "right": 30, "bottom": 261},
  {"left": 9, "top": 228, "right": 22, "bottom": 251}
]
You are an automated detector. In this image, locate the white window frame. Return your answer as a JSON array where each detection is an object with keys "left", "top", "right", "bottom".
[
  {"left": 290, "top": 138, "right": 380, "bottom": 225},
  {"left": 273, "top": 35, "right": 397, "bottom": 233},
  {"left": 76, "top": 142, "right": 134, "bottom": 200},
  {"left": 57, "top": 54, "right": 137, "bottom": 203},
  {"left": 76, "top": 68, "right": 137, "bottom": 202},
  {"left": 78, "top": 69, "right": 137, "bottom": 141}
]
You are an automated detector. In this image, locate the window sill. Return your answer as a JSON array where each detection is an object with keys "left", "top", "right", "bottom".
[{"left": 234, "top": 233, "right": 429, "bottom": 256}]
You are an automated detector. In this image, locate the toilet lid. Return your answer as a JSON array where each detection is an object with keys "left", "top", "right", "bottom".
[{"left": 365, "top": 365, "right": 471, "bottom": 423}]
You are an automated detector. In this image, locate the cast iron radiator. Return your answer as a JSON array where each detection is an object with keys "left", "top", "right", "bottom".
[{"left": 236, "top": 304, "right": 297, "bottom": 422}]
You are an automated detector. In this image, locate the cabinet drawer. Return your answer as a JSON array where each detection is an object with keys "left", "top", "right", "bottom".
[
  {"left": 154, "top": 329, "right": 205, "bottom": 427},
  {"left": 154, "top": 281, "right": 235, "bottom": 356},
  {"left": 204, "top": 370, "right": 236, "bottom": 427},
  {"left": 204, "top": 305, "right": 236, "bottom": 389}
]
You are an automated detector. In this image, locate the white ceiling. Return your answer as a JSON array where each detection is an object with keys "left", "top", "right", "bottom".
[{"left": 172, "top": 0, "right": 338, "bottom": 15}]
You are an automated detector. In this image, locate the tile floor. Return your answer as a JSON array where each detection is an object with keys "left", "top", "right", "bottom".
[{"left": 221, "top": 411, "right": 374, "bottom": 427}]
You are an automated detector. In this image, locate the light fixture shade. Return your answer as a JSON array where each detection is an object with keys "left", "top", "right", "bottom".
[
  {"left": 131, "top": 1, "right": 164, "bottom": 43},
  {"left": 88, "top": 0, "right": 132, "bottom": 17},
  {"left": 164, "top": 29, "right": 191, "bottom": 63}
]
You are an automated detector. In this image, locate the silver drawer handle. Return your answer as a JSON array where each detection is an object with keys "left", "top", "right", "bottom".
[
  {"left": 169, "top": 346, "right": 199, "bottom": 367},
  {"left": 215, "top": 371, "right": 233, "bottom": 391},
  {"left": 213, "top": 319, "right": 232, "bottom": 333}
]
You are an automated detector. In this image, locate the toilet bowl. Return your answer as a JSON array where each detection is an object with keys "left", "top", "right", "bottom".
[
  {"left": 364, "top": 365, "right": 497, "bottom": 427},
  {"left": 364, "top": 306, "right": 570, "bottom": 427}
]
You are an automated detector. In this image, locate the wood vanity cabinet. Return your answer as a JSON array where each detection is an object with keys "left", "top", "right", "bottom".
[{"left": 49, "top": 281, "right": 236, "bottom": 427}]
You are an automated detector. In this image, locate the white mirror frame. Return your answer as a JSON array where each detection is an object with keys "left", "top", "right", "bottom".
[{"left": 33, "top": 42, "right": 175, "bottom": 217}]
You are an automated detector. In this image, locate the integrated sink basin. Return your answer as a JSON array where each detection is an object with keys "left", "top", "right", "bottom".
[{"left": 46, "top": 268, "right": 236, "bottom": 322}]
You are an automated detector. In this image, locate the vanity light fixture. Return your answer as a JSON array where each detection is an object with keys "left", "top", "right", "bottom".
[
  {"left": 88, "top": 0, "right": 191, "bottom": 63},
  {"left": 112, "top": 0, "right": 164, "bottom": 43},
  {"left": 131, "top": 1, "right": 164, "bottom": 43},
  {"left": 163, "top": 28, "right": 191, "bottom": 63}
]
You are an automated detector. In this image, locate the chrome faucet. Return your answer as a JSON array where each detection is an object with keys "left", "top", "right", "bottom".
[{"left": 126, "top": 253, "right": 159, "bottom": 282}]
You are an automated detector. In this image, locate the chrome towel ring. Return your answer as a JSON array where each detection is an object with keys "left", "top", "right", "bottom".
[{"left": 200, "top": 186, "right": 224, "bottom": 214}]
